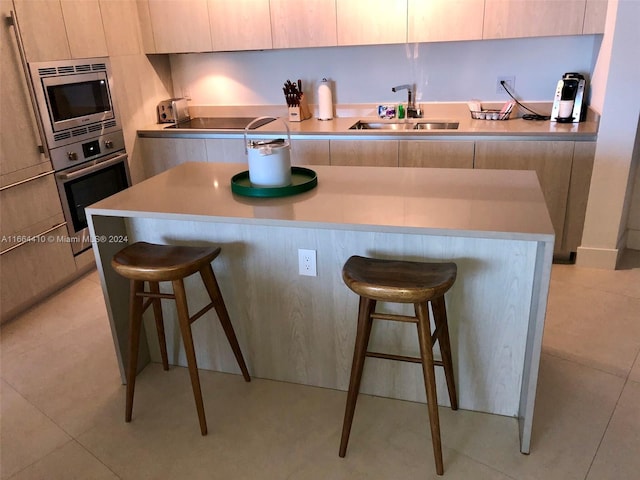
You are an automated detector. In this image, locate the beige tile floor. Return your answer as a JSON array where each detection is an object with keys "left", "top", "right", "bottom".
[{"left": 1, "top": 250, "right": 639, "bottom": 480}]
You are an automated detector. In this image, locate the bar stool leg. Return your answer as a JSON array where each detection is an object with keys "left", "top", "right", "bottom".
[
  {"left": 126, "top": 279, "right": 145, "bottom": 423},
  {"left": 339, "top": 296, "right": 376, "bottom": 457},
  {"left": 432, "top": 296, "right": 458, "bottom": 410},
  {"left": 200, "top": 265, "right": 251, "bottom": 382},
  {"left": 415, "top": 302, "right": 444, "bottom": 476},
  {"left": 173, "top": 278, "right": 208, "bottom": 436},
  {"left": 149, "top": 281, "right": 169, "bottom": 371}
]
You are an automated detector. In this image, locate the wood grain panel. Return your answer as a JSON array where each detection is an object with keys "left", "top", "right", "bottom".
[
  {"left": 205, "top": 138, "right": 247, "bottom": 163},
  {"left": 330, "top": 140, "right": 399, "bottom": 167},
  {"left": 12, "top": 0, "right": 70, "bottom": 61},
  {"left": 100, "top": 0, "right": 142, "bottom": 56},
  {"left": 60, "top": 0, "right": 108, "bottom": 58},
  {"left": 484, "top": 0, "right": 586, "bottom": 39},
  {"left": 0, "top": 0, "right": 49, "bottom": 180},
  {"left": 291, "top": 140, "right": 331, "bottom": 166},
  {"left": 148, "top": 0, "right": 212, "bottom": 53},
  {"left": 140, "top": 137, "right": 208, "bottom": 178},
  {"left": 126, "top": 217, "right": 538, "bottom": 416},
  {"left": 1, "top": 224, "right": 76, "bottom": 321},
  {"left": 399, "top": 141, "right": 474, "bottom": 168},
  {"left": 408, "top": 0, "right": 484, "bottom": 42},
  {"left": 583, "top": 0, "right": 608, "bottom": 34},
  {"left": 337, "top": 0, "right": 407, "bottom": 45},
  {"left": 0, "top": 173, "right": 63, "bottom": 238},
  {"left": 475, "top": 140, "right": 574, "bottom": 254},
  {"left": 562, "top": 141, "right": 595, "bottom": 254},
  {"left": 270, "top": 0, "right": 337, "bottom": 48},
  {"left": 208, "top": 0, "right": 272, "bottom": 51}
]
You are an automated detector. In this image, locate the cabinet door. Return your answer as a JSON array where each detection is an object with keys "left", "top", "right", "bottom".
[
  {"left": 291, "top": 140, "right": 330, "bottom": 166},
  {"left": 408, "top": 0, "right": 484, "bottom": 43},
  {"left": 475, "top": 140, "right": 574, "bottom": 254},
  {"left": 140, "top": 137, "right": 208, "bottom": 179},
  {"left": 148, "top": 0, "right": 212, "bottom": 53},
  {"left": 270, "top": 0, "right": 337, "bottom": 49},
  {"left": 208, "top": 0, "right": 272, "bottom": 51},
  {"left": 583, "top": 0, "right": 608, "bottom": 34},
  {"left": 1, "top": 224, "right": 76, "bottom": 322},
  {"left": 484, "top": 0, "right": 586, "bottom": 39},
  {"left": 60, "top": 0, "right": 108, "bottom": 58},
  {"left": 11, "top": 0, "right": 71, "bottom": 61},
  {"left": 100, "top": 0, "right": 142, "bottom": 56},
  {"left": 330, "top": 140, "right": 398, "bottom": 167},
  {"left": 399, "top": 141, "right": 474, "bottom": 168},
  {"left": 1, "top": 0, "right": 50, "bottom": 184},
  {"left": 205, "top": 138, "right": 247, "bottom": 163},
  {"left": 337, "top": 0, "right": 406, "bottom": 46},
  {"left": 562, "top": 141, "right": 595, "bottom": 254},
  {"left": 1, "top": 173, "right": 64, "bottom": 241}
]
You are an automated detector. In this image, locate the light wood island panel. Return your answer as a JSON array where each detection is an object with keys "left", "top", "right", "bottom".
[{"left": 87, "top": 162, "right": 554, "bottom": 455}]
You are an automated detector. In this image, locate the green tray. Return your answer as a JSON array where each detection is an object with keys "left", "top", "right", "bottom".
[{"left": 231, "top": 167, "right": 318, "bottom": 198}]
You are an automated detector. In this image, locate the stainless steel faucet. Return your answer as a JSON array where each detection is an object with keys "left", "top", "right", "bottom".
[{"left": 391, "top": 84, "right": 422, "bottom": 118}]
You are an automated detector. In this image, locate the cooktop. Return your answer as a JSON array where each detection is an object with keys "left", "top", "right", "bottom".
[{"left": 165, "top": 117, "right": 275, "bottom": 130}]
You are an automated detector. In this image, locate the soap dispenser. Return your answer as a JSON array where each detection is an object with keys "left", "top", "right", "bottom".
[{"left": 317, "top": 78, "right": 333, "bottom": 121}]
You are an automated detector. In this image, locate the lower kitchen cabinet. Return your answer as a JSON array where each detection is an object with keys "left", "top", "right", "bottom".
[
  {"left": 291, "top": 140, "right": 330, "bottom": 166},
  {"left": 562, "top": 141, "right": 596, "bottom": 256},
  {"left": 0, "top": 223, "right": 76, "bottom": 322},
  {"left": 330, "top": 140, "right": 399, "bottom": 166},
  {"left": 399, "top": 140, "right": 474, "bottom": 168},
  {"left": 475, "top": 140, "right": 574, "bottom": 256},
  {"left": 140, "top": 137, "right": 208, "bottom": 179},
  {"left": 205, "top": 138, "right": 246, "bottom": 163}
]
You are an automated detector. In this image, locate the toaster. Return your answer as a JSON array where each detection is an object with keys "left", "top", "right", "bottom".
[{"left": 157, "top": 98, "right": 190, "bottom": 124}]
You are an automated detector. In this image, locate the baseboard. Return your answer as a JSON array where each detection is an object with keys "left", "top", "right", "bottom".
[{"left": 575, "top": 246, "right": 620, "bottom": 269}]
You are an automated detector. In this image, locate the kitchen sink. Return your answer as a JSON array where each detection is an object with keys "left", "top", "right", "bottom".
[
  {"left": 349, "top": 121, "right": 412, "bottom": 130},
  {"left": 349, "top": 120, "right": 459, "bottom": 130},
  {"left": 413, "top": 121, "right": 459, "bottom": 130}
]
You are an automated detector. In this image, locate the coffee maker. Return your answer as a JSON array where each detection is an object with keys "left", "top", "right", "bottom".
[{"left": 551, "top": 73, "right": 586, "bottom": 123}]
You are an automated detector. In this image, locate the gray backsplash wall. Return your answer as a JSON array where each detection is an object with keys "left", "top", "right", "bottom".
[{"left": 169, "top": 35, "right": 602, "bottom": 108}]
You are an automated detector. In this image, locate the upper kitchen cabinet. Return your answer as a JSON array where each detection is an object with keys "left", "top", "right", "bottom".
[
  {"left": 147, "top": 0, "right": 212, "bottom": 53},
  {"left": 12, "top": 0, "right": 108, "bottom": 61},
  {"left": 408, "top": 0, "right": 484, "bottom": 43},
  {"left": 208, "top": 0, "right": 272, "bottom": 51},
  {"left": 483, "top": 0, "right": 586, "bottom": 39},
  {"left": 583, "top": 0, "right": 608, "bottom": 34},
  {"left": 337, "top": 0, "right": 407, "bottom": 46},
  {"left": 100, "top": 0, "right": 143, "bottom": 56},
  {"left": 60, "top": 0, "right": 108, "bottom": 58},
  {"left": 11, "top": 0, "right": 70, "bottom": 61},
  {"left": 270, "top": 0, "right": 337, "bottom": 49}
]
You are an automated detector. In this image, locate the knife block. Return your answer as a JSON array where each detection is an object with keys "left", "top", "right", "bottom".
[{"left": 288, "top": 94, "right": 312, "bottom": 122}]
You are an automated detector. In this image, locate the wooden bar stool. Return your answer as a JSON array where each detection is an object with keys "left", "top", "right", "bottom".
[
  {"left": 111, "top": 241, "right": 251, "bottom": 436},
  {"left": 339, "top": 255, "right": 458, "bottom": 475}
]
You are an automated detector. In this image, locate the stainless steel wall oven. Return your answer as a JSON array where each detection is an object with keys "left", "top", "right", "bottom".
[{"left": 29, "top": 57, "right": 131, "bottom": 255}]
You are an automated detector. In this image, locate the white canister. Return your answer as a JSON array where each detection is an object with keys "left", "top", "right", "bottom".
[
  {"left": 318, "top": 78, "right": 333, "bottom": 120},
  {"left": 244, "top": 117, "right": 292, "bottom": 188}
]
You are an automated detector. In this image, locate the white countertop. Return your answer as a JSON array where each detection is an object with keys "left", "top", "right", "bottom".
[{"left": 88, "top": 162, "right": 554, "bottom": 242}]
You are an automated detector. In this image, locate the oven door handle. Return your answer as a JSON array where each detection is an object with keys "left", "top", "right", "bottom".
[{"left": 56, "top": 153, "right": 128, "bottom": 181}]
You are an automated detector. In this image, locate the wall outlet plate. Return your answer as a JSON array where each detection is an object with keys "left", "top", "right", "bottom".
[
  {"left": 298, "top": 249, "right": 317, "bottom": 276},
  {"left": 497, "top": 76, "right": 515, "bottom": 94}
]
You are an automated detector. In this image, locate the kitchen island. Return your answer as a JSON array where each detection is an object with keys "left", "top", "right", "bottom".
[{"left": 87, "top": 162, "right": 554, "bottom": 454}]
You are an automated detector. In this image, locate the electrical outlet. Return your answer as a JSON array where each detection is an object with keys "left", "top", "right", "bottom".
[
  {"left": 496, "top": 76, "right": 515, "bottom": 94},
  {"left": 298, "top": 249, "right": 317, "bottom": 277}
]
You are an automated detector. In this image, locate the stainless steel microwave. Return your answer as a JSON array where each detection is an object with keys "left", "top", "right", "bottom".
[{"left": 28, "top": 57, "right": 121, "bottom": 149}]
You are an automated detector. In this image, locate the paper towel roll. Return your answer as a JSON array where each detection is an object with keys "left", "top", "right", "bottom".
[{"left": 318, "top": 78, "right": 333, "bottom": 120}]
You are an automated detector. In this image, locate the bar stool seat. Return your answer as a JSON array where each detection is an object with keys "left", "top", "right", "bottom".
[
  {"left": 339, "top": 255, "right": 458, "bottom": 475},
  {"left": 111, "top": 241, "right": 251, "bottom": 436}
]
